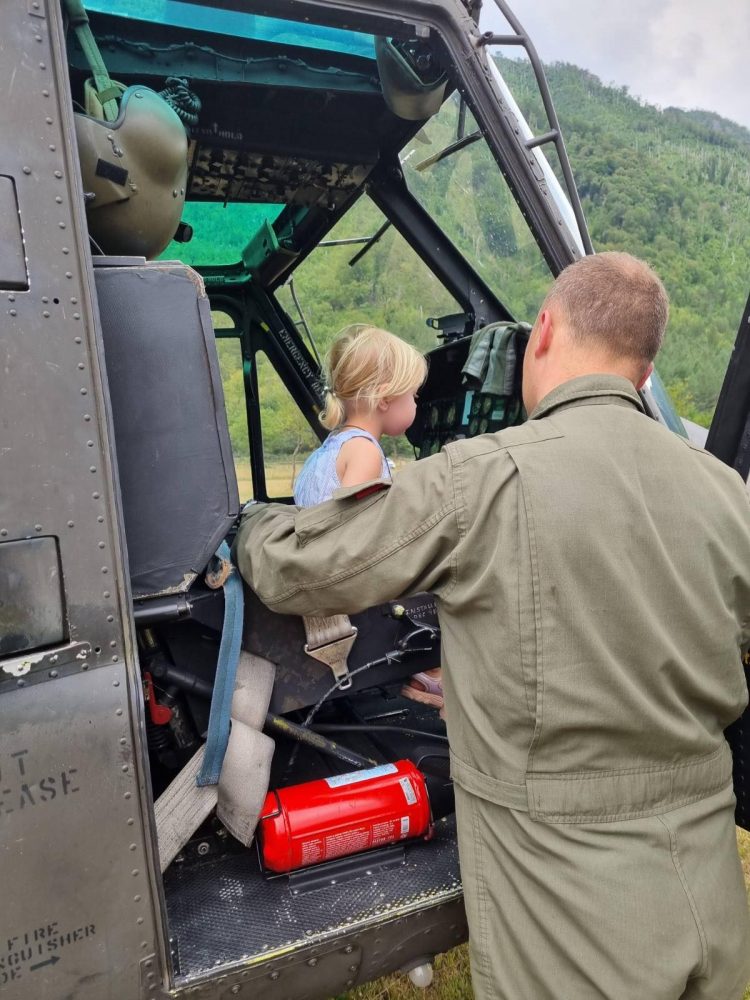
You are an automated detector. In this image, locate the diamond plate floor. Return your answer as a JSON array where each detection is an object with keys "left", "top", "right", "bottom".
[{"left": 164, "top": 815, "right": 461, "bottom": 981}]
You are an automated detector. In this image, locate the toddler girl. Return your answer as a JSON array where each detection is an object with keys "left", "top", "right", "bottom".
[{"left": 293, "top": 324, "right": 444, "bottom": 714}]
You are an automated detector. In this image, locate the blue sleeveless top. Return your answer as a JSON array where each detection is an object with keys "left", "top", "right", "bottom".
[{"left": 293, "top": 428, "right": 391, "bottom": 507}]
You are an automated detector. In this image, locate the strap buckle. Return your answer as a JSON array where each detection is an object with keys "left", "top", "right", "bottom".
[{"left": 304, "top": 626, "right": 358, "bottom": 690}]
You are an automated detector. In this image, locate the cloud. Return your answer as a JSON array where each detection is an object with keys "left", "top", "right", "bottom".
[{"left": 481, "top": 0, "right": 750, "bottom": 128}]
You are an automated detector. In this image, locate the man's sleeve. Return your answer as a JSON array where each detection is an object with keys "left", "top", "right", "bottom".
[{"left": 234, "top": 450, "right": 461, "bottom": 617}]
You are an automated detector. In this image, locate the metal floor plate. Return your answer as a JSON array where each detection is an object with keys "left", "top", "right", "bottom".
[{"left": 164, "top": 815, "right": 461, "bottom": 982}]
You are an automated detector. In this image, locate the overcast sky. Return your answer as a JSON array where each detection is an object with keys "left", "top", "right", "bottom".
[{"left": 481, "top": 1, "right": 750, "bottom": 130}]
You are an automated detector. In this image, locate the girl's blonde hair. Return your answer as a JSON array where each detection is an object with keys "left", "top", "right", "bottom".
[{"left": 319, "top": 324, "right": 427, "bottom": 431}]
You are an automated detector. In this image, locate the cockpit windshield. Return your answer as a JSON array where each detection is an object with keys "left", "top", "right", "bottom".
[
  {"left": 486, "top": 59, "right": 585, "bottom": 256},
  {"left": 161, "top": 204, "right": 286, "bottom": 267}
]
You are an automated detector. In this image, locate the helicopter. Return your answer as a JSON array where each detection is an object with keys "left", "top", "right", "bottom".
[{"left": 1, "top": 1, "right": 748, "bottom": 998}]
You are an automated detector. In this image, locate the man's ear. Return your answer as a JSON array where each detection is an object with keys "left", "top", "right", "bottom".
[
  {"left": 534, "top": 309, "right": 553, "bottom": 359},
  {"left": 635, "top": 362, "right": 654, "bottom": 391}
]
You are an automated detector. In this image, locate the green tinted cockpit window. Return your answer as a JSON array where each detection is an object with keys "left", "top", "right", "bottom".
[
  {"left": 160, "top": 202, "right": 285, "bottom": 267},
  {"left": 84, "top": 1, "right": 377, "bottom": 58}
]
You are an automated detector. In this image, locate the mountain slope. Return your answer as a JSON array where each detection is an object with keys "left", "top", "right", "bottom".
[{"left": 499, "top": 58, "right": 750, "bottom": 421}]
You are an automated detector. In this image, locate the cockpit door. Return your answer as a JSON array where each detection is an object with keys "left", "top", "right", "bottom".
[{"left": 705, "top": 289, "right": 750, "bottom": 831}]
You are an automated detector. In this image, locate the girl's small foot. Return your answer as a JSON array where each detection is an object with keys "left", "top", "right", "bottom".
[{"left": 401, "top": 670, "right": 445, "bottom": 719}]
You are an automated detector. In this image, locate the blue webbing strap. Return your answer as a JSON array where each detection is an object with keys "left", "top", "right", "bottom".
[{"left": 196, "top": 541, "right": 244, "bottom": 786}]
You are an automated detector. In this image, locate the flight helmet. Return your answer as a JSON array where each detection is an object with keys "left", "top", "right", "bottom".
[{"left": 75, "top": 86, "right": 189, "bottom": 259}]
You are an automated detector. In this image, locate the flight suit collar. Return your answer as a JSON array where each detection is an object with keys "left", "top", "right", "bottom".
[{"left": 529, "top": 374, "right": 645, "bottom": 421}]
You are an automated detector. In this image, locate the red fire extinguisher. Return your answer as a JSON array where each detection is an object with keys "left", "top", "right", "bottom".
[{"left": 258, "top": 760, "right": 433, "bottom": 874}]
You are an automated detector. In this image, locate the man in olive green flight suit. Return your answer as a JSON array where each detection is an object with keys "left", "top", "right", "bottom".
[{"left": 236, "top": 253, "right": 750, "bottom": 999}]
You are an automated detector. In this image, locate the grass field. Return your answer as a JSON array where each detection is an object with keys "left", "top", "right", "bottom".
[
  {"left": 248, "top": 462, "right": 750, "bottom": 1000},
  {"left": 235, "top": 459, "right": 299, "bottom": 502}
]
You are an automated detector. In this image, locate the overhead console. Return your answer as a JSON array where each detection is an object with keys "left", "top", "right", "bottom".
[{"left": 67, "top": 11, "right": 432, "bottom": 208}]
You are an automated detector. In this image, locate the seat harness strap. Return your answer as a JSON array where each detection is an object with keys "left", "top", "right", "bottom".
[
  {"left": 155, "top": 654, "right": 276, "bottom": 870},
  {"left": 197, "top": 541, "right": 244, "bottom": 786},
  {"left": 303, "top": 614, "right": 358, "bottom": 690}
]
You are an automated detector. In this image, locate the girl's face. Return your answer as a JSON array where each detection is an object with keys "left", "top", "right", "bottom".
[{"left": 380, "top": 388, "right": 419, "bottom": 436}]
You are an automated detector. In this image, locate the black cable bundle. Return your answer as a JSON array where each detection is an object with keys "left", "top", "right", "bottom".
[{"left": 159, "top": 76, "right": 201, "bottom": 127}]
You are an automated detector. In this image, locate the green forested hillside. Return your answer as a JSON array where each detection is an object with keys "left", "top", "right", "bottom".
[
  {"left": 190, "top": 59, "right": 750, "bottom": 460},
  {"left": 500, "top": 59, "right": 750, "bottom": 422}
]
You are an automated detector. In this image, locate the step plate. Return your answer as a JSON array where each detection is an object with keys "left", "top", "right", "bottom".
[{"left": 164, "top": 814, "right": 461, "bottom": 981}]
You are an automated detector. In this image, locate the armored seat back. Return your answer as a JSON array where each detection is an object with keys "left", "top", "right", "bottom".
[{"left": 94, "top": 257, "right": 239, "bottom": 601}]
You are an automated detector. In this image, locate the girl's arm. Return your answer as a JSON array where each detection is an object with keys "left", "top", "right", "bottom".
[{"left": 336, "top": 437, "right": 384, "bottom": 487}]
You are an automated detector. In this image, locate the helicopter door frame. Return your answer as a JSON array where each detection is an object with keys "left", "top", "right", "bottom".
[
  {"left": 0, "top": 3, "right": 170, "bottom": 999},
  {"left": 705, "top": 289, "right": 750, "bottom": 833}
]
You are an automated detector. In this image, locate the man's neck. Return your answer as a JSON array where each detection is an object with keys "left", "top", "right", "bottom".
[{"left": 531, "top": 358, "right": 644, "bottom": 413}]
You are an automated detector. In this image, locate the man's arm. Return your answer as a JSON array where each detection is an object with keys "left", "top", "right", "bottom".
[{"left": 234, "top": 450, "right": 461, "bottom": 617}]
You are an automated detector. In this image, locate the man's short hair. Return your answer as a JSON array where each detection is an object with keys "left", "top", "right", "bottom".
[{"left": 543, "top": 252, "right": 669, "bottom": 364}]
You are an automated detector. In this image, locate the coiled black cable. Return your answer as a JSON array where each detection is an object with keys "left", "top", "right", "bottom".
[{"left": 159, "top": 77, "right": 201, "bottom": 127}]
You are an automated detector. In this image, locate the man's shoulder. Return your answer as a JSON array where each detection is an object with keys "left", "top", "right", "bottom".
[
  {"left": 681, "top": 435, "right": 727, "bottom": 464},
  {"left": 678, "top": 435, "right": 749, "bottom": 494},
  {"left": 444, "top": 421, "right": 564, "bottom": 466}
]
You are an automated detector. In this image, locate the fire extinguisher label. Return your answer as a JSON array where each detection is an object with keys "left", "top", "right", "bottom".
[
  {"left": 324, "top": 763, "right": 398, "bottom": 788},
  {"left": 300, "top": 838, "right": 325, "bottom": 865},
  {"left": 399, "top": 776, "right": 418, "bottom": 806},
  {"left": 400, "top": 816, "right": 410, "bottom": 837},
  {"left": 324, "top": 827, "right": 370, "bottom": 857}
]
